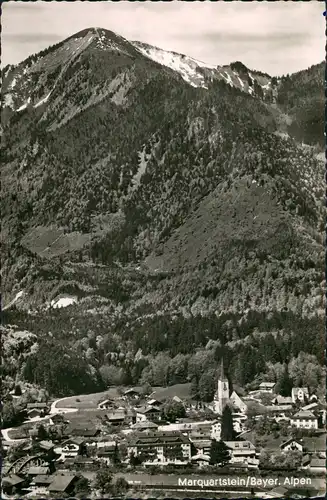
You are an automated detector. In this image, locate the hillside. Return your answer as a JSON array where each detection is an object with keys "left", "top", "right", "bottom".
[{"left": 1, "top": 28, "right": 324, "bottom": 399}]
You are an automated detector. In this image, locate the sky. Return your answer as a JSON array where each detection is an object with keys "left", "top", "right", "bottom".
[{"left": 1, "top": 0, "right": 325, "bottom": 76}]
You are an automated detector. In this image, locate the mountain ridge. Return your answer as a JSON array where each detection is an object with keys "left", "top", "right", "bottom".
[{"left": 1, "top": 27, "right": 324, "bottom": 398}]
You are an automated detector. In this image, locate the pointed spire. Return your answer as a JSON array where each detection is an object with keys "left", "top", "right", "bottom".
[{"left": 220, "top": 357, "right": 226, "bottom": 381}]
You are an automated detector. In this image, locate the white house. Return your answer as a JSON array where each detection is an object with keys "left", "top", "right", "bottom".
[
  {"left": 210, "top": 420, "right": 221, "bottom": 441},
  {"left": 136, "top": 406, "right": 162, "bottom": 423},
  {"left": 190, "top": 453, "right": 210, "bottom": 467},
  {"left": 291, "top": 387, "right": 309, "bottom": 404},
  {"left": 54, "top": 437, "right": 86, "bottom": 459},
  {"left": 127, "top": 431, "right": 191, "bottom": 466},
  {"left": 280, "top": 439, "right": 303, "bottom": 452},
  {"left": 98, "top": 399, "right": 115, "bottom": 410},
  {"left": 224, "top": 441, "right": 256, "bottom": 464},
  {"left": 259, "top": 382, "right": 276, "bottom": 393},
  {"left": 271, "top": 395, "right": 293, "bottom": 406},
  {"left": 290, "top": 410, "right": 318, "bottom": 430}
]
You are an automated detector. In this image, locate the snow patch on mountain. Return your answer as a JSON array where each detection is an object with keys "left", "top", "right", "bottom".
[
  {"left": 132, "top": 41, "right": 209, "bottom": 88},
  {"left": 35, "top": 92, "right": 52, "bottom": 108}
]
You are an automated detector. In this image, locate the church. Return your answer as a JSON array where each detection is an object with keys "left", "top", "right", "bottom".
[{"left": 213, "top": 358, "right": 230, "bottom": 414}]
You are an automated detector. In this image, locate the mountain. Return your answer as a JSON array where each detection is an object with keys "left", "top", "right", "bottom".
[{"left": 1, "top": 28, "right": 324, "bottom": 399}]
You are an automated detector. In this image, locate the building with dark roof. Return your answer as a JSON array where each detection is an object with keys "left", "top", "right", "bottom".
[{"left": 48, "top": 473, "right": 78, "bottom": 494}]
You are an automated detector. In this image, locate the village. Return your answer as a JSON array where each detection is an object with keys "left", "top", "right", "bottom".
[{"left": 2, "top": 361, "right": 326, "bottom": 498}]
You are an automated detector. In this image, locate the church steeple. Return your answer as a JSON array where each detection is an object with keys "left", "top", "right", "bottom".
[
  {"left": 220, "top": 358, "right": 227, "bottom": 381},
  {"left": 213, "top": 357, "right": 230, "bottom": 415}
]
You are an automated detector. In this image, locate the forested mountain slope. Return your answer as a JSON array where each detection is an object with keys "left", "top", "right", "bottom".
[{"left": 1, "top": 28, "right": 324, "bottom": 399}]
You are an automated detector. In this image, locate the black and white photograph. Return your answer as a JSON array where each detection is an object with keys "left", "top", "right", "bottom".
[{"left": 1, "top": 1, "right": 326, "bottom": 498}]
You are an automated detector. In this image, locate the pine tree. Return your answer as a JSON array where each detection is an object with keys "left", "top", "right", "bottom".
[
  {"left": 276, "top": 364, "right": 293, "bottom": 396},
  {"left": 221, "top": 405, "right": 234, "bottom": 441},
  {"left": 209, "top": 439, "right": 230, "bottom": 466}
]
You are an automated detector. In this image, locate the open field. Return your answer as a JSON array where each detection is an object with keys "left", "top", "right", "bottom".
[
  {"left": 55, "top": 388, "right": 122, "bottom": 409},
  {"left": 151, "top": 383, "right": 192, "bottom": 401}
]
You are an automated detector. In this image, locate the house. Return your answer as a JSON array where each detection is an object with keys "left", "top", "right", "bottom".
[
  {"left": 136, "top": 405, "right": 162, "bottom": 423},
  {"left": 106, "top": 408, "right": 136, "bottom": 426},
  {"left": 290, "top": 410, "right": 318, "bottom": 429},
  {"left": 48, "top": 473, "right": 78, "bottom": 494},
  {"left": 291, "top": 387, "right": 309, "bottom": 404},
  {"left": 132, "top": 421, "right": 159, "bottom": 432},
  {"left": 190, "top": 438, "right": 211, "bottom": 455},
  {"left": 210, "top": 420, "right": 221, "bottom": 440},
  {"left": 27, "top": 408, "right": 43, "bottom": 419},
  {"left": 27, "top": 466, "right": 50, "bottom": 477},
  {"left": 54, "top": 437, "right": 86, "bottom": 459},
  {"left": 98, "top": 399, "right": 114, "bottom": 410},
  {"left": 309, "top": 458, "right": 325, "bottom": 473},
  {"left": 230, "top": 391, "right": 248, "bottom": 413},
  {"left": 49, "top": 413, "right": 66, "bottom": 425},
  {"left": 280, "top": 438, "right": 303, "bottom": 452},
  {"left": 224, "top": 441, "right": 256, "bottom": 464},
  {"left": 70, "top": 427, "right": 100, "bottom": 438},
  {"left": 2, "top": 475, "right": 27, "bottom": 495},
  {"left": 259, "top": 382, "right": 276, "bottom": 393},
  {"left": 26, "top": 402, "right": 48, "bottom": 415},
  {"left": 127, "top": 431, "right": 192, "bottom": 466},
  {"left": 96, "top": 443, "right": 117, "bottom": 465},
  {"left": 73, "top": 456, "right": 98, "bottom": 470},
  {"left": 28, "top": 475, "right": 54, "bottom": 495},
  {"left": 147, "top": 398, "right": 163, "bottom": 407},
  {"left": 173, "top": 396, "right": 184, "bottom": 404},
  {"left": 191, "top": 453, "right": 210, "bottom": 467},
  {"left": 124, "top": 388, "right": 140, "bottom": 399},
  {"left": 302, "top": 434, "right": 326, "bottom": 457},
  {"left": 271, "top": 395, "right": 293, "bottom": 406}
]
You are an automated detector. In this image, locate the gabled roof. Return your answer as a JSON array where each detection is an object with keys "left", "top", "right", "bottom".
[
  {"left": 61, "top": 436, "right": 86, "bottom": 446},
  {"left": 32, "top": 475, "right": 54, "bottom": 485},
  {"left": 259, "top": 382, "right": 275, "bottom": 388},
  {"left": 224, "top": 440, "right": 255, "bottom": 450},
  {"left": 136, "top": 405, "right": 161, "bottom": 414},
  {"left": 70, "top": 427, "right": 99, "bottom": 437},
  {"left": 39, "top": 440, "right": 55, "bottom": 450},
  {"left": 48, "top": 474, "right": 77, "bottom": 492},
  {"left": 292, "top": 387, "right": 309, "bottom": 395},
  {"left": 27, "top": 402, "right": 48, "bottom": 408},
  {"left": 280, "top": 438, "right": 302, "bottom": 449},
  {"left": 132, "top": 421, "right": 158, "bottom": 429},
  {"left": 292, "top": 410, "right": 317, "bottom": 419},
  {"left": 3, "top": 475, "right": 25, "bottom": 486},
  {"left": 27, "top": 466, "right": 50, "bottom": 475},
  {"left": 191, "top": 453, "right": 210, "bottom": 462}
]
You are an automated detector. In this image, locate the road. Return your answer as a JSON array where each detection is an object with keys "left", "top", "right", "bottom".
[{"left": 1, "top": 397, "right": 78, "bottom": 444}]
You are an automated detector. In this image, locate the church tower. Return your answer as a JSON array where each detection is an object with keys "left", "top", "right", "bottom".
[{"left": 213, "top": 358, "right": 230, "bottom": 414}]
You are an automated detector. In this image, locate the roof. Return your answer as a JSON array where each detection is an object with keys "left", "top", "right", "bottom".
[
  {"left": 39, "top": 440, "right": 55, "bottom": 450},
  {"left": 259, "top": 382, "right": 275, "bottom": 388},
  {"left": 124, "top": 388, "right": 139, "bottom": 395},
  {"left": 136, "top": 405, "right": 161, "bottom": 414},
  {"left": 191, "top": 439, "right": 211, "bottom": 448},
  {"left": 107, "top": 411, "right": 125, "bottom": 420},
  {"left": 3, "top": 475, "right": 25, "bottom": 486},
  {"left": 310, "top": 458, "right": 326, "bottom": 468},
  {"left": 280, "top": 438, "right": 302, "bottom": 449},
  {"left": 62, "top": 437, "right": 86, "bottom": 446},
  {"left": 27, "top": 467, "right": 50, "bottom": 475},
  {"left": 27, "top": 402, "right": 48, "bottom": 408},
  {"left": 224, "top": 440, "right": 255, "bottom": 450},
  {"left": 48, "top": 474, "right": 77, "bottom": 492},
  {"left": 302, "top": 433, "right": 326, "bottom": 451},
  {"left": 71, "top": 427, "right": 99, "bottom": 437},
  {"left": 132, "top": 421, "right": 158, "bottom": 429},
  {"left": 32, "top": 475, "right": 54, "bottom": 485},
  {"left": 292, "top": 410, "right": 317, "bottom": 419},
  {"left": 273, "top": 395, "right": 293, "bottom": 404},
  {"left": 292, "top": 387, "right": 309, "bottom": 395},
  {"left": 27, "top": 408, "right": 42, "bottom": 414},
  {"left": 147, "top": 398, "right": 162, "bottom": 405},
  {"left": 128, "top": 431, "right": 190, "bottom": 447},
  {"left": 191, "top": 453, "right": 210, "bottom": 462}
]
